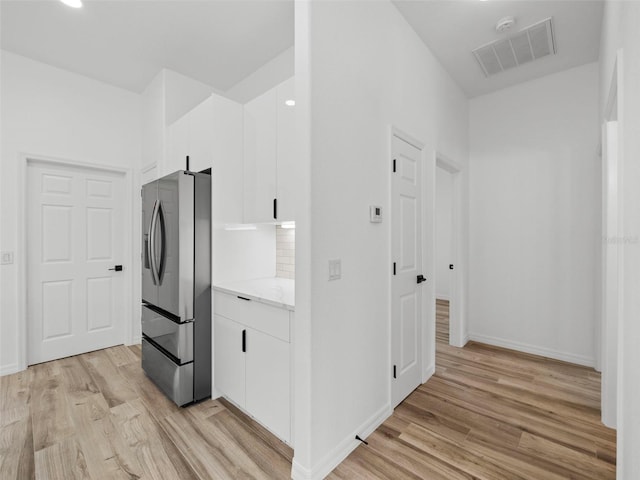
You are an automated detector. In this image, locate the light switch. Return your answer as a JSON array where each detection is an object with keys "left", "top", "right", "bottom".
[
  {"left": 329, "top": 259, "right": 341, "bottom": 281},
  {"left": 1, "top": 251, "right": 14, "bottom": 265}
]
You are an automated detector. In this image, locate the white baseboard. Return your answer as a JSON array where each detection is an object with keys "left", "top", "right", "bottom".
[
  {"left": 0, "top": 363, "right": 21, "bottom": 377},
  {"left": 129, "top": 336, "right": 142, "bottom": 345},
  {"left": 422, "top": 363, "right": 435, "bottom": 383},
  {"left": 291, "top": 404, "right": 392, "bottom": 480},
  {"left": 467, "top": 332, "right": 595, "bottom": 367},
  {"left": 435, "top": 294, "right": 450, "bottom": 301}
]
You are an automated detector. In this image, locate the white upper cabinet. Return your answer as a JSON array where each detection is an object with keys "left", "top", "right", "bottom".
[
  {"left": 166, "top": 111, "right": 190, "bottom": 173},
  {"left": 243, "top": 77, "right": 296, "bottom": 224},
  {"left": 166, "top": 94, "right": 244, "bottom": 225},
  {"left": 210, "top": 95, "right": 244, "bottom": 226},
  {"left": 276, "top": 77, "right": 296, "bottom": 222},
  {"left": 243, "top": 88, "right": 278, "bottom": 223}
]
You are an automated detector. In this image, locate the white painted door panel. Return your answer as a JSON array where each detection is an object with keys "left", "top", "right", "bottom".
[
  {"left": 27, "top": 162, "right": 125, "bottom": 364},
  {"left": 391, "top": 135, "right": 423, "bottom": 408}
]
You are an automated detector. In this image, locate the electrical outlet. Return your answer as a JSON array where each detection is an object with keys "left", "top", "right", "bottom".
[
  {"left": 329, "top": 259, "right": 341, "bottom": 281},
  {"left": 370, "top": 205, "right": 382, "bottom": 223},
  {"left": 1, "top": 251, "right": 14, "bottom": 265}
]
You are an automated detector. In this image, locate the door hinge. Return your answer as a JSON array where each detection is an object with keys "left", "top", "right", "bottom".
[
  {"left": 273, "top": 198, "right": 278, "bottom": 220},
  {"left": 393, "top": 158, "right": 396, "bottom": 173},
  {"left": 393, "top": 365, "right": 397, "bottom": 379},
  {"left": 393, "top": 262, "right": 396, "bottom": 275}
]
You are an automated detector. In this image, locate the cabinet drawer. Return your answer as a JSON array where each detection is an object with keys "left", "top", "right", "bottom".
[
  {"left": 142, "top": 338, "right": 193, "bottom": 407},
  {"left": 214, "top": 291, "right": 289, "bottom": 342},
  {"left": 142, "top": 305, "right": 193, "bottom": 363}
]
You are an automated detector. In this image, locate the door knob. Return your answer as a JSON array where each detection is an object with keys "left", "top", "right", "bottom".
[
  {"left": 417, "top": 274, "right": 426, "bottom": 284},
  {"left": 109, "top": 265, "right": 123, "bottom": 271}
]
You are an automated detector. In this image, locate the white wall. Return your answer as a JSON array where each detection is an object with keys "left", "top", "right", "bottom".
[
  {"left": 0, "top": 51, "right": 141, "bottom": 374},
  {"left": 163, "top": 69, "right": 213, "bottom": 126},
  {"left": 141, "top": 71, "right": 165, "bottom": 172},
  {"left": 468, "top": 62, "right": 600, "bottom": 366},
  {"left": 293, "top": 1, "right": 469, "bottom": 477},
  {"left": 225, "top": 46, "right": 294, "bottom": 104},
  {"left": 600, "top": 2, "right": 640, "bottom": 478},
  {"left": 436, "top": 167, "right": 453, "bottom": 300}
]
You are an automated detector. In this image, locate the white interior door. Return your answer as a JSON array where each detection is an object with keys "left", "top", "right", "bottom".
[
  {"left": 601, "top": 121, "right": 619, "bottom": 428},
  {"left": 27, "top": 161, "right": 126, "bottom": 365},
  {"left": 391, "top": 134, "right": 424, "bottom": 408}
]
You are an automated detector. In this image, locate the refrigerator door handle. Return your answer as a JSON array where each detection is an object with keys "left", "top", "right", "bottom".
[
  {"left": 143, "top": 234, "right": 151, "bottom": 270},
  {"left": 149, "top": 199, "right": 159, "bottom": 285},
  {"left": 156, "top": 200, "right": 167, "bottom": 283}
]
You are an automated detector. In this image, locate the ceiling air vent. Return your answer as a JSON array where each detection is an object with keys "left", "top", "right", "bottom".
[{"left": 473, "top": 18, "right": 556, "bottom": 77}]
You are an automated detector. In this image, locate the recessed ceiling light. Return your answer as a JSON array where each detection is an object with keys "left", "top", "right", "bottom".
[
  {"left": 285, "top": 99, "right": 295, "bottom": 107},
  {"left": 60, "top": 0, "right": 83, "bottom": 8}
]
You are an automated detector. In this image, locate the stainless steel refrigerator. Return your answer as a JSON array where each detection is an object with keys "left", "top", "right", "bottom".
[{"left": 141, "top": 170, "right": 211, "bottom": 406}]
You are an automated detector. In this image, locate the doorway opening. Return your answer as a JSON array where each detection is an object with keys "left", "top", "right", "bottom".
[
  {"left": 435, "top": 166, "right": 454, "bottom": 349},
  {"left": 434, "top": 156, "right": 464, "bottom": 353}
]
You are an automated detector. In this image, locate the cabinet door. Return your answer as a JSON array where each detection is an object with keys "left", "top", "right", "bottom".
[
  {"left": 245, "top": 328, "right": 290, "bottom": 442},
  {"left": 187, "top": 97, "right": 215, "bottom": 173},
  {"left": 211, "top": 95, "right": 244, "bottom": 225},
  {"left": 244, "top": 89, "right": 277, "bottom": 223},
  {"left": 276, "top": 77, "right": 296, "bottom": 222},
  {"left": 166, "top": 114, "right": 189, "bottom": 175},
  {"left": 214, "top": 315, "right": 246, "bottom": 406}
]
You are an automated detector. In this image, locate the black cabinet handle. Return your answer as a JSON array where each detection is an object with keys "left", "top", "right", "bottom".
[
  {"left": 237, "top": 296, "right": 251, "bottom": 301},
  {"left": 242, "top": 329, "right": 246, "bottom": 352},
  {"left": 273, "top": 198, "right": 278, "bottom": 220}
]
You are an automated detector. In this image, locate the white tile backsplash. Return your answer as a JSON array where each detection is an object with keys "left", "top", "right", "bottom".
[{"left": 276, "top": 226, "right": 295, "bottom": 279}]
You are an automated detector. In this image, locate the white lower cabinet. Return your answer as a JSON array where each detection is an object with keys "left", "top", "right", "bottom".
[
  {"left": 245, "top": 328, "right": 290, "bottom": 442},
  {"left": 213, "top": 292, "right": 291, "bottom": 444},
  {"left": 214, "top": 315, "right": 246, "bottom": 407}
]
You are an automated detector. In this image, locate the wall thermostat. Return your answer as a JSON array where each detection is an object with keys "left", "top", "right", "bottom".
[{"left": 370, "top": 205, "right": 383, "bottom": 223}]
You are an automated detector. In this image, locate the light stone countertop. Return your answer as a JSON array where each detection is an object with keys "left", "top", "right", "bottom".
[{"left": 212, "top": 277, "right": 295, "bottom": 311}]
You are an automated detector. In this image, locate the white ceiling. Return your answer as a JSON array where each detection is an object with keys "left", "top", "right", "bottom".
[
  {"left": 0, "top": 0, "right": 294, "bottom": 94},
  {"left": 393, "top": 0, "right": 604, "bottom": 98}
]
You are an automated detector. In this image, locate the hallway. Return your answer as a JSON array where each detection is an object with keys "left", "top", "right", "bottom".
[{"left": 330, "top": 300, "right": 616, "bottom": 479}]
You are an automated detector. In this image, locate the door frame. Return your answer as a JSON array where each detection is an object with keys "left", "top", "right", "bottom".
[
  {"left": 599, "top": 49, "right": 624, "bottom": 430},
  {"left": 17, "top": 153, "right": 136, "bottom": 370},
  {"left": 435, "top": 155, "right": 466, "bottom": 348}
]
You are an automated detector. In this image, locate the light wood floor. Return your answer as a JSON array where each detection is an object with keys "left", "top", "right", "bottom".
[
  {"left": 1, "top": 302, "right": 616, "bottom": 479},
  {"left": 0, "top": 345, "right": 293, "bottom": 479},
  {"left": 329, "top": 299, "right": 616, "bottom": 479}
]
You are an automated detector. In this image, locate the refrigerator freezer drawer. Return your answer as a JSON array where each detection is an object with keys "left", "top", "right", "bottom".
[
  {"left": 142, "top": 305, "right": 193, "bottom": 363},
  {"left": 142, "top": 338, "right": 193, "bottom": 406}
]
